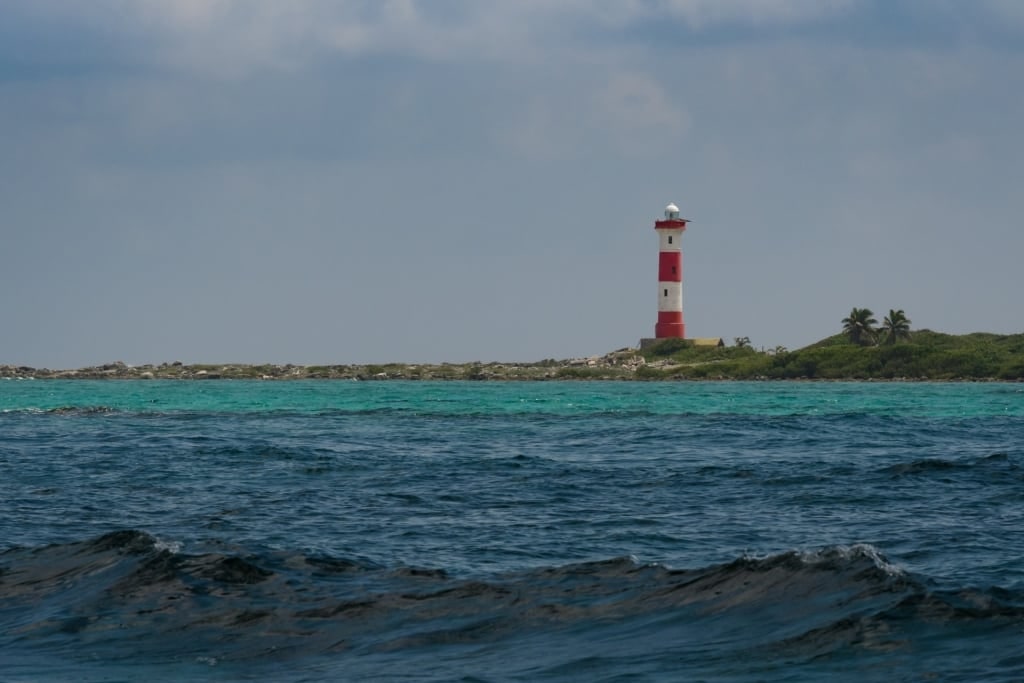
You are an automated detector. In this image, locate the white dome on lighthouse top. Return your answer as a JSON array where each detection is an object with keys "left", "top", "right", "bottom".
[{"left": 664, "top": 203, "right": 680, "bottom": 219}]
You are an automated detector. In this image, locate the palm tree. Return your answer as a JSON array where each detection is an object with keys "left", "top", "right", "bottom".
[
  {"left": 881, "top": 309, "right": 912, "bottom": 345},
  {"left": 841, "top": 307, "right": 878, "bottom": 346}
]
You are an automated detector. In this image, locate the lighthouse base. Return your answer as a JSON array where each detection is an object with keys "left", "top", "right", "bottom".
[
  {"left": 654, "top": 311, "right": 684, "bottom": 340},
  {"left": 654, "top": 322, "right": 685, "bottom": 338}
]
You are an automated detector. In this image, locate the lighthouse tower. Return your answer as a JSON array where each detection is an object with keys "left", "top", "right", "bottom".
[{"left": 654, "top": 202, "right": 689, "bottom": 338}]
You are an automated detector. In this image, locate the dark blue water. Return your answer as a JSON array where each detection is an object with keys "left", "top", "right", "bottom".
[{"left": 2, "top": 380, "right": 1023, "bottom": 681}]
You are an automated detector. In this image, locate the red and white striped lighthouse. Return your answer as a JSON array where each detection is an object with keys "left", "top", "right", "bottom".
[{"left": 654, "top": 202, "right": 689, "bottom": 338}]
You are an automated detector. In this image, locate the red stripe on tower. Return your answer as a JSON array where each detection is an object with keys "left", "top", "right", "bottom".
[{"left": 654, "top": 203, "right": 689, "bottom": 339}]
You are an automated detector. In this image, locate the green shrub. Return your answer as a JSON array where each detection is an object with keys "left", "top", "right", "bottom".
[
  {"left": 648, "top": 338, "right": 691, "bottom": 356},
  {"left": 998, "top": 358, "right": 1024, "bottom": 380}
]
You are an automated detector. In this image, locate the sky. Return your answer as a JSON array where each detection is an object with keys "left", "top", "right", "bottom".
[{"left": 2, "top": 0, "right": 1023, "bottom": 367}]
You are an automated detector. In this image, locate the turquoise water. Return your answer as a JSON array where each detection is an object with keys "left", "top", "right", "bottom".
[
  {"left": 4, "top": 378, "right": 1022, "bottom": 416},
  {"left": 2, "top": 380, "right": 1023, "bottom": 681}
]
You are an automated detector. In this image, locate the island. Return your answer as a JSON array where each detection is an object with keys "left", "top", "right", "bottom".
[{"left": 2, "top": 330, "right": 1022, "bottom": 381}]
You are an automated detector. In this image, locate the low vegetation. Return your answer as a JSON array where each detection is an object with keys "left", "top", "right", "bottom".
[
  {"left": 639, "top": 332, "right": 1022, "bottom": 380},
  {"left": 636, "top": 312, "right": 1024, "bottom": 380}
]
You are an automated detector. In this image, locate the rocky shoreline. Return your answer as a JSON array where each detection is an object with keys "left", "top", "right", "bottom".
[{"left": 0, "top": 350, "right": 654, "bottom": 381}]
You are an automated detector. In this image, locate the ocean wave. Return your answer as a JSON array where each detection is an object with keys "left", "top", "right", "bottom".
[
  {"left": 4, "top": 531, "right": 1022, "bottom": 678},
  {"left": 883, "top": 458, "right": 962, "bottom": 476},
  {"left": 882, "top": 453, "right": 1020, "bottom": 478}
]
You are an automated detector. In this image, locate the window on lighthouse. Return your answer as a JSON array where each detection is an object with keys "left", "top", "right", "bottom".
[
  {"left": 668, "top": 236, "right": 673, "bottom": 244},
  {"left": 663, "top": 289, "right": 668, "bottom": 297}
]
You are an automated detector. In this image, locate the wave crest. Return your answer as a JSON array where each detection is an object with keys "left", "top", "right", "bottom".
[{"left": 2, "top": 532, "right": 1022, "bottom": 674}]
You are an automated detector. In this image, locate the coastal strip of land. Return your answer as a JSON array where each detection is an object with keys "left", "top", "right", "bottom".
[
  {"left": 3, "top": 330, "right": 1023, "bottom": 381},
  {"left": 0, "top": 350, "right": 644, "bottom": 381}
]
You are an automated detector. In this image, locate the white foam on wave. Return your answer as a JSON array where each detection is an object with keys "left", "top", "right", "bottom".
[
  {"left": 739, "top": 543, "right": 907, "bottom": 578},
  {"left": 153, "top": 537, "right": 183, "bottom": 554},
  {"left": 799, "top": 543, "right": 906, "bottom": 578}
]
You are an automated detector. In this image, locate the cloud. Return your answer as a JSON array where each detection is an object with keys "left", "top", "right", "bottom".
[
  {"left": 978, "top": 0, "right": 1024, "bottom": 26},
  {"left": 3, "top": 0, "right": 873, "bottom": 80},
  {"left": 498, "top": 70, "right": 688, "bottom": 161},
  {"left": 593, "top": 72, "right": 689, "bottom": 155},
  {"left": 645, "top": 0, "right": 856, "bottom": 28}
]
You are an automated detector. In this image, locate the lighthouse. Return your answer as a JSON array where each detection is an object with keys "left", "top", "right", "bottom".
[{"left": 654, "top": 202, "right": 689, "bottom": 338}]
